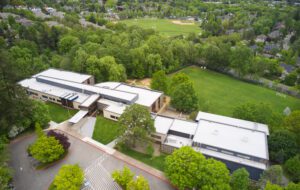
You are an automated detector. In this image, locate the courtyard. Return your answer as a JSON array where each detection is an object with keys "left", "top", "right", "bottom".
[{"left": 9, "top": 132, "right": 174, "bottom": 190}]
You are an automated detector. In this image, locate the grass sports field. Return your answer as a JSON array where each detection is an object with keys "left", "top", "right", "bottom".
[
  {"left": 175, "top": 66, "right": 300, "bottom": 116},
  {"left": 120, "top": 18, "right": 201, "bottom": 36}
]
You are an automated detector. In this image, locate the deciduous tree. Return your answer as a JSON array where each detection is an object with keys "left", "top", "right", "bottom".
[
  {"left": 230, "top": 45, "right": 254, "bottom": 77},
  {"left": 165, "top": 146, "right": 230, "bottom": 190},
  {"left": 284, "top": 155, "right": 300, "bottom": 183},
  {"left": 150, "top": 70, "right": 169, "bottom": 94},
  {"left": 47, "top": 130, "right": 70, "bottom": 151},
  {"left": 112, "top": 166, "right": 134, "bottom": 189},
  {"left": 265, "top": 182, "right": 283, "bottom": 190},
  {"left": 53, "top": 164, "right": 84, "bottom": 190},
  {"left": 118, "top": 104, "right": 155, "bottom": 147},
  {"left": 28, "top": 136, "right": 64, "bottom": 163},
  {"left": 284, "top": 111, "right": 300, "bottom": 145},
  {"left": 58, "top": 35, "right": 80, "bottom": 54},
  {"left": 171, "top": 81, "right": 198, "bottom": 113},
  {"left": 230, "top": 168, "right": 249, "bottom": 190},
  {"left": 232, "top": 102, "right": 283, "bottom": 131},
  {"left": 259, "top": 165, "right": 284, "bottom": 188},
  {"left": 268, "top": 130, "right": 299, "bottom": 164},
  {"left": 127, "top": 176, "right": 150, "bottom": 190}
]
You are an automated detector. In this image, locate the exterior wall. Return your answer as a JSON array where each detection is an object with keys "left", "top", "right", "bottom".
[
  {"left": 27, "top": 89, "right": 61, "bottom": 104},
  {"left": 83, "top": 76, "right": 95, "bottom": 85},
  {"left": 26, "top": 89, "right": 81, "bottom": 110},
  {"left": 151, "top": 133, "right": 167, "bottom": 144},
  {"left": 72, "top": 101, "right": 81, "bottom": 110},
  {"left": 203, "top": 155, "right": 265, "bottom": 181},
  {"left": 193, "top": 142, "right": 267, "bottom": 164},
  {"left": 161, "top": 144, "right": 177, "bottom": 154},
  {"left": 161, "top": 142, "right": 265, "bottom": 180},
  {"left": 151, "top": 95, "right": 164, "bottom": 113},
  {"left": 168, "top": 130, "right": 194, "bottom": 139},
  {"left": 103, "top": 110, "right": 121, "bottom": 121}
]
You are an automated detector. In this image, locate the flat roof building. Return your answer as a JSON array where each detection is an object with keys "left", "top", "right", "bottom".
[
  {"left": 33, "top": 68, "right": 95, "bottom": 84},
  {"left": 19, "top": 68, "right": 164, "bottom": 122},
  {"left": 154, "top": 112, "right": 269, "bottom": 180}
]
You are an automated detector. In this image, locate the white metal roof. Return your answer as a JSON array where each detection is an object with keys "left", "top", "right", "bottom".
[
  {"left": 37, "top": 76, "right": 138, "bottom": 103},
  {"left": 18, "top": 78, "right": 89, "bottom": 103},
  {"left": 33, "top": 68, "right": 92, "bottom": 83},
  {"left": 98, "top": 99, "right": 127, "bottom": 115},
  {"left": 115, "top": 84, "right": 162, "bottom": 107},
  {"left": 193, "top": 120, "right": 268, "bottom": 160},
  {"left": 95, "top": 82, "right": 121, "bottom": 89},
  {"left": 196, "top": 111, "right": 269, "bottom": 135},
  {"left": 169, "top": 119, "right": 198, "bottom": 135},
  {"left": 69, "top": 110, "right": 88, "bottom": 124},
  {"left": 154, "top": 116, "right": 174, "bottom": 134},
  {"left": 194, "top": 147, "right": 267, "bottom": 170},
  {"left": 80, "top": 94, "right": 100, "bottom": 108}
]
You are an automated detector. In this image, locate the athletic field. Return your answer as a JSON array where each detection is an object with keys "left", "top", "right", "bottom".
[
  {"left": 176, "top": 66, "right": 300, "bottom": 116},
  {"left": 120, "top": 18, "right": 201, "bottom": 36}
]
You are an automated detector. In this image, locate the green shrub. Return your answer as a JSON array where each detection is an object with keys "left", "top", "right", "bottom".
[{"left": 53, "top": 164, "right": 84, "bottom": 190}]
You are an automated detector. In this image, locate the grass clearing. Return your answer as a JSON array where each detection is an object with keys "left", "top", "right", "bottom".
[
  {"left": 92, "top": 116, "right": 122, "bottom": 144},
  {"left": 120, "top": 18, "right": 201, "bottom": 36},
  {"left": 173, "top": 66, "right": 300, "bottom": 116},
  {"left": 46, "top": 102, "right": 77, "bottom": 123},
  {"left": 119, "top": 147, "right": 166, "bottom": 171}
]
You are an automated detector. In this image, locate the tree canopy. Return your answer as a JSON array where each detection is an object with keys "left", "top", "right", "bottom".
[
  {"left": 150, "top": 70, "right": 169, "bottom": 94},
  {"left": 232, "top": 102, "right": 283, "bottom": 131},
  {"left": 118, "top": 104, "right": 155, "bottom": 147},
  {"left": 28, "top": 134, "right": 64, "bottom": 164},
  {"left": 165, "top": 146, "right": 231, "bottom": 190},
  {"left": 268, "top": 130, "right": 299, "bottom": 164},
  {"left": 284, "top": 111, "right": 300, "bottom": 145},
  {"left": 230, "top": 168, "right": 249, "bottom": 190},
  {"left": 112, "top": 166, "right": 150, "bottom": 190},
  {"left": 53, "top": 164, "right": 84, "bottom": 190},
  {"left": 284, "top": 155, "right": 300, "bottom": 183}
]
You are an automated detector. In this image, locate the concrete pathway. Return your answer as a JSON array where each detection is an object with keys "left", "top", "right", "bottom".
[
  {"left": 48, "top": 121, "right": 58, "bottom": 128},
  {"left": 9, "top": 132, "right": 174, "bottom": 190},
  {"left": 78, "top": 117, "right": 96, "bottom": 138},
  {"left": 106, "top": 138, "right": 118, "bottom": 148},
  {"left": 58, "top": 128, "right": 170, "bottom": 183}
]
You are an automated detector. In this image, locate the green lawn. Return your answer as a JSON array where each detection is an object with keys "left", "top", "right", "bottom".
[
  {"left": 174, "top": 66, "right": 300, "bottom": 116},
  {"left": 46, "top": 102, "right": 77, "bottom": 123},
  {"left": 120, "top": 18, "right": 201, "bottom": 36},
  {"left": 119, "top": 147, "right": 166, "bottom": 171},
  {"left": 92, "top": 116, "right": 122, "bottom": 144}
]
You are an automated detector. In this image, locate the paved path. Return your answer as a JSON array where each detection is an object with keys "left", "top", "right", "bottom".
[
  {"left": 106, "top": 138, "right": 118, "bottom": 148},
  {"left": 9, "top": 132, "right": 174, "bottom": 190},
  {"left": 84, "top": 154, "right": 121, "bottom": 190},
  {"left": 79, "top": 117, "right": 96, "bottom": 138}
]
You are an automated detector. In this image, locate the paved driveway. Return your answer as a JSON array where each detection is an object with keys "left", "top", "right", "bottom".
[{"left": 9, "top": 134, "right": 174, "bottom": 190}]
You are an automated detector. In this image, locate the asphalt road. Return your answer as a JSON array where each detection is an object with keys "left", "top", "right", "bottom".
[{"left": 9, "top": 133, "right": 174, "bottom": 190}]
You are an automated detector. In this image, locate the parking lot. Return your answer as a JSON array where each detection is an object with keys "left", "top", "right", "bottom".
[{"left": 9, "top": 133, "right": 174, "bottom": 190}]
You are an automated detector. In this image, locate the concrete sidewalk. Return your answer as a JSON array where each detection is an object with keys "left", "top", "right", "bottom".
[{"left": 56, "top": 128, "right": 170, "bottom": 183}]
